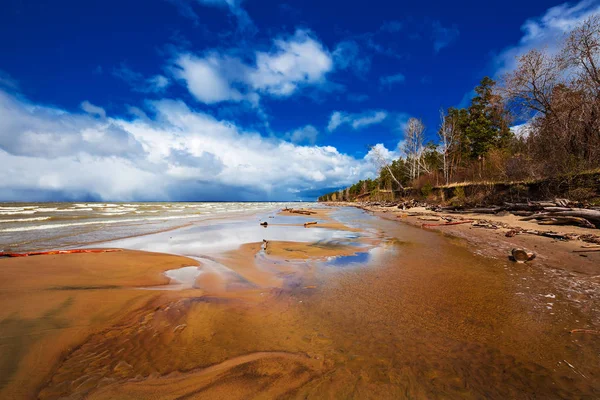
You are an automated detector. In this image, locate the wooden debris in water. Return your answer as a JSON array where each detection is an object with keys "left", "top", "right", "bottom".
[
  {"left": 304, "top": 221, "right": 318, "bottom": 227},
  {"left": 282, "top": 208, "right": 317, "bottom": 215}
]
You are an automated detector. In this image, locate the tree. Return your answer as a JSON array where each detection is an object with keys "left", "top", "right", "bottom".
[
  {"left": 438, "top": 108, "right": 457, "bottom": 184},
  {"left": 369, "top": 145, "right": 405, "bottom": 190},
  {"left": 402, "top": 118, "right": 427, "bottom": 180},
  {"left": 503, "top": 49, "right": 563, "bottom": 118},
  {"left": 465, "top": 77, "right": 512, "bottom": 160}
]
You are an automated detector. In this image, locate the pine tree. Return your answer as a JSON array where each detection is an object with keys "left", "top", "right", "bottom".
[{"left": 465, "top": 77, "right": 512, "bottom": 159}]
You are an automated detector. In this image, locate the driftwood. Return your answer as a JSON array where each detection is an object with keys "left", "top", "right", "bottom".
[
  {"left": 573, "top": 249, "right": 600, "bottom": 253},
  {"left": 511, "top": 248, "right": 536, "bottom": 263},
  {"left": 422, "top": 220, "right": 474, "bottom": 228},
  {"left": 570, "top": 329, "right": 600, "bottom": 335},
  {"left": 417, "top": 216, "right": 441, "bottom": 221},
  {"left": 536, "top": 216, "right": 596, "bottom": 229},
  {"left": 0, "top": 249, "right": 122, "bottom": 258},
  {"left": 304, "top": 221, "right": 318, "bottom": 227},
  {"left": 520, "top": 211, "right": 599, "bottom": 229},
  {"left": 287, "top": 209, "right": 316, "bottom": 215}
]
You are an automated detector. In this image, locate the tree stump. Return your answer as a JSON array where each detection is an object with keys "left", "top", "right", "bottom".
[{"left": 511, "top": 248, "right": 535, "bottom": 263}]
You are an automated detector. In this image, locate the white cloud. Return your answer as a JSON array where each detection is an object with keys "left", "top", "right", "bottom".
[
  {"left": 173, "top": 29, "right": 333, "bottom": 104},
  {"left": 364, "top": 143, "right": 401, "bottom": 163},
  {"left": 495, "top": 0, "right": 600, "bottom": 75},
  {"left": 0, "top": 92, "right": 141, "bottom": 159},
  {"left": 284, "top": 125, "right": 319, "bottom": 144},
  {"left": 510, "top": 121, "right": 534, "bottom": 138},
  {"left": 251, "top": 30, "right": 333, "bottom": 95},
  {"left": 174, "top": 54, "right": 246, "bottom": 103},
  {"left": 327, "top": 110, "right": 388, "bottom": 132},
  {"left": 379, "top": 73, "right": 405, "bottom": 87},
  {"left": 80, "top": 101, "right": 106, "bottom": 118},
  {"left": 113, "top": 64, "right": 171, "bottom": 94},
  {"left": 147, "top": 75, "right": 170, "bottom": 91},
  {"left": 0, "top": 89, "right": 383, "bottom": 201}
]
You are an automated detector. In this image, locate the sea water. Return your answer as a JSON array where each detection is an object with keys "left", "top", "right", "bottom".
[{"left": 0, "top": 202, "right": 310, "bottom": 252}]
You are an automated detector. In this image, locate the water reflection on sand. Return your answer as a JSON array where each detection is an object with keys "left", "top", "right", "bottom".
[{"left": 2, "top": 206, "right": 598, "bottom": 399}]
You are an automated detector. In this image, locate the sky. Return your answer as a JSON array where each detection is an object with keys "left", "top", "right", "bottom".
[{"left": 1, "top": 0, "right": 599, "bottom": 201}]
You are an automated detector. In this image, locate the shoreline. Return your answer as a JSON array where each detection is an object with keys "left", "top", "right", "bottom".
[
  {"left": 1, "top": 205, "right": 599, "bottom": 398},
  {"left": 323, "top": 201, "right": 600, "bottom": 274}
]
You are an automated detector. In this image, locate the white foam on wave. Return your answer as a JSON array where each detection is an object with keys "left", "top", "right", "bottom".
[
  {"left": 54, "top": 208, "right": 94, "bottom": 212},
  {"left": 0, "top": 214, "right": 204, "bottom": 233},
  {"left": 0, "top": 217, "right": 52, "bottom": 223},
  {"left": 0, "top": 210, "right": 37, "bottom": 215}
]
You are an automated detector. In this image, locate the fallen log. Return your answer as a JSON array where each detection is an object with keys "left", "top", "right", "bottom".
[
  {"left": 417, "top": 216, "right": 441, "bottom": 221},
  {"left": 422, "top": 220, "right": 474, "bottom": 228},
  {"left": 550, "top": 210, "right": 600, "bottom": 227},
  {"left": 0, "top": 249, "right": 122, "bottom": 258},
  {"left": 536, "top": 216, "right": 596, "bottom": 229},
  {"left": 573, "top": 249, "right": 600, "bottom": 253},
  {"left": 304, "top": 221, "right": 318, "bottom": 227}
]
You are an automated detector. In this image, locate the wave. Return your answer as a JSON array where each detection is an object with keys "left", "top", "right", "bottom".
[
  {"left": 0, "top": 217, "right": 52, "bottom": 223},
  {"left": 0, "top": 214, "right": 203, "bottom": 233}
]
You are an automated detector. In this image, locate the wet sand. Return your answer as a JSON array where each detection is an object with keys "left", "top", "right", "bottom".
[{"left": 0, "top": 206, "right": 598, "bottom": 399}]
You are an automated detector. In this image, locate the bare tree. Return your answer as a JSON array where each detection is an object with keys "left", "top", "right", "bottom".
[
  {"left": 502, "top": 48, "right": 563, "bottom": 118},
  {"left": 438, "top": 108, "right": 456, "bottom": 184},
  {"left": 402, "top": 118, "right": 426, "bottom": 180},
  {"left": 369, "top": 145, "right": 404, "bottom": 190},
  {"left": 564, "top": 14, "right": 600, "bottom": 93}
]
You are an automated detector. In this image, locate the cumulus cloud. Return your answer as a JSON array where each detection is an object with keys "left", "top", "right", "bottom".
[
  {"left": 80, "top": 101, "right": 106, "bottom": 118},
  {"left": 379, "top": 73, "right": 405, "bottom": 87},
  {"left": 0, "top": 92, "right": 142, "bottom": 159},
  {"left": 364, "top": 143, "right": 401, "bottom": 163},
  {"left": 327, "top": 110, "right": 388, "bottom": 132},
  {"left": 0, "top": 89, "right": 386, "bottom": 201},
  {"left": 495, "top": 0, "right": 600, "bottom": 75},
  {"left": 284, "top": 125, "right": 319, "bottom": 144},
  {"left": 173, "top": 53, "right": 246, "bottom": 104},
  {"left": 173, "top": 29, "right": 333, "bottom": 104}
]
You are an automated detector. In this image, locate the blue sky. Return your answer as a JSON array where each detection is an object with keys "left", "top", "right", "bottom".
[{"left": 1, "top": 0, "right": 599, "bottom": 201}]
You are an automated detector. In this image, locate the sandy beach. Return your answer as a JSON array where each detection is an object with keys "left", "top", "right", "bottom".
[{"left": 1, "top": 205, "right": 598, "bottom": 399}]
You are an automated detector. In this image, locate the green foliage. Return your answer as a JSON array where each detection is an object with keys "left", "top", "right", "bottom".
[
  {"left": 464, "top": 77, "right": 513, "bottom": 160},
  {"left": 421, "top": 182, "right": 433, "bottom": 197},
  {"left": 453, "top": 186, "right": 465, "bottom": 199}
]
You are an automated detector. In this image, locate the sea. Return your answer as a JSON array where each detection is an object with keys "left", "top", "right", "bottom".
[{"left": 0, "top": 202, "right": 308, "bottom": 252}]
